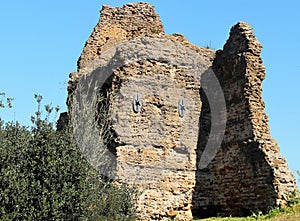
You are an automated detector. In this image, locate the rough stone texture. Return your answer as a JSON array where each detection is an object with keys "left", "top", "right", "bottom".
[
  {"left": 68, "top": 2, "right": 164, "bottom": 95},
  {"left": 66, "top": 3, "right": 298, "bottom": 220},
  {"left": 193, "top": 22, "right": 297, "bottom": 217},
  {"left": 56, "top": 112, "right": 69, "bottom": 131},
  {"left": 70, "top": 37, "right": 210, "bottom": 220},
  {"left": 113, "top": 60, "right": 201, "bottom": 220},
  {"left": 67, "top": 2, "right": 215, "bottom": 96},
  {"left": 78, "top": 2, "right": 164, "bottom": 70}
]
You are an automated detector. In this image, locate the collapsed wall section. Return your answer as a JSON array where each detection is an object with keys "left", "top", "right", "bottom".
[{"left": 193, "top": 22, "right": 297, "bottom": 217}]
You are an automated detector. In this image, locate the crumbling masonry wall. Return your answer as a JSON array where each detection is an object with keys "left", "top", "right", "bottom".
[
  {"left": 69, "top": 2, "right": 164, "bottom": 90},
  {"left": 66, "top": 2, "right": 298, "bottom": 220},
  {"left": 193, "top": 22, "right": 297, "bottom": 217}
]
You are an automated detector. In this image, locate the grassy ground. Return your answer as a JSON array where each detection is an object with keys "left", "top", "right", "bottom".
[{"left": 195, "top": 198, "right": 300, "bottom": 221}]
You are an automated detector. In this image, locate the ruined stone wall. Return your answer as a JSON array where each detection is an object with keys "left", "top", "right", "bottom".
[
  {"left": 66, "top": 3, "right": 298, "bottom": 220},
  {"left": 193, "top": 22, "right": 297, "bottom": 217},
  {"left": 68, "top": 2, "right": 164, "bottom": 94},
  {"left": 70, "top": 36, "right": 212, "bottom": 220},
  {"left": 112, "top": 58, "right": 202, "bottom": 220}
]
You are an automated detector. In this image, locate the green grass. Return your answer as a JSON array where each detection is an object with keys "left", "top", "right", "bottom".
[{"left": 195, "top": 198, "right": 300, "bottom": 221}]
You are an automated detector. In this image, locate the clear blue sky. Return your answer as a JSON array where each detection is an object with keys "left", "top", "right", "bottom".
[{"left": 0, "top": 1, "right": 299, "bottom": 182}]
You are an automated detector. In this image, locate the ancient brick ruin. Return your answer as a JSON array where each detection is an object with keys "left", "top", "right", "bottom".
[{"left": 66, "top": 2, "right": 298, "bottom": 220}]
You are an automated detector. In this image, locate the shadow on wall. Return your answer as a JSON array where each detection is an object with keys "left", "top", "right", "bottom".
[{"left": 192, "top": 49, "right": 278, "bottom": 218}]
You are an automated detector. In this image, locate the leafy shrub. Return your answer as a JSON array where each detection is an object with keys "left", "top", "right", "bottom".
[
  {"left": 84, "top": 175, "right": 137, "bottom": 221},
  {"left": 0, "top": 94, "right": 136, "bottom": 220},
  {"left": 0, "top": 120, "right": 87, "bottom": 220}
]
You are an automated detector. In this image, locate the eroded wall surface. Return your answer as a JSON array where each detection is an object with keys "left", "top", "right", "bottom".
[
  {"left": 194, "top": 22, "right": 297, "bottom": 217},
  {"left": 66, "top": 2, "right": 298, "bottom": 220}
]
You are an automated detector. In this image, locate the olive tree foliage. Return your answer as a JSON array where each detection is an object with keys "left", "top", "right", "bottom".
[
  {"left": 0, "top": 93, "right": 136, "bottom": 220},
  {"left": 0, "top": 92, "right": 13, "bottom": 109}
]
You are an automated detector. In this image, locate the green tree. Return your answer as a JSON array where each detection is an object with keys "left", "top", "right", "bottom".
[{"left": 0, "top": 94, "right": 136, "bottom": 220}]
